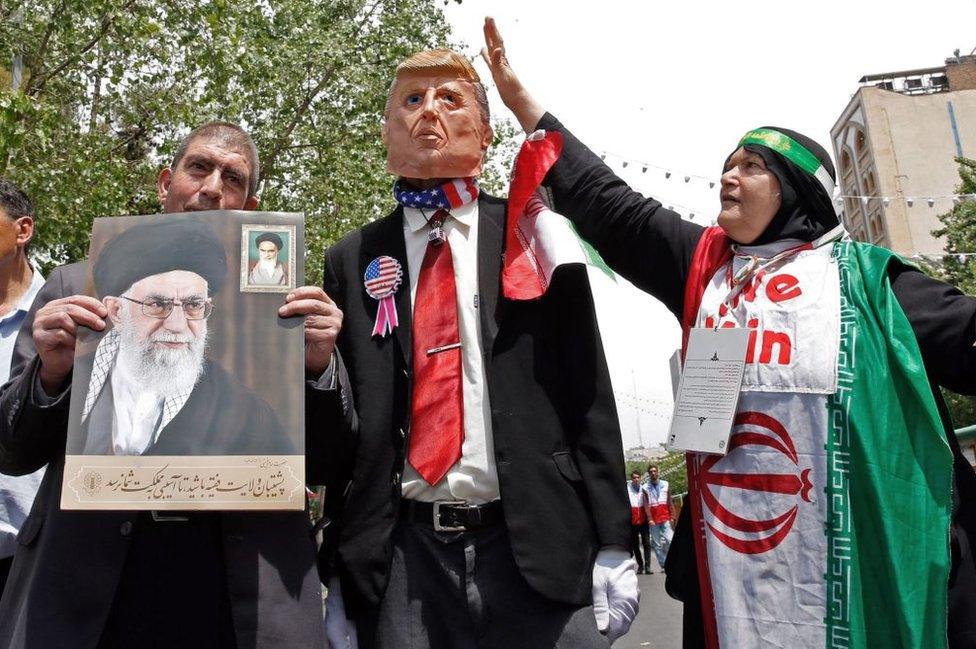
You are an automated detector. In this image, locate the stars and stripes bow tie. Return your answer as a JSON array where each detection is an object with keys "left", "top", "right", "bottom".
[{"left": 393, "top": 178, "right": 479, "bottom": 210}]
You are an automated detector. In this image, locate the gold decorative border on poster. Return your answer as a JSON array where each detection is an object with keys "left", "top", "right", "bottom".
[
  {"left": 61, "top": 455, "right": 305, "bottom": 510},
  {"left": 239, "top": 223, "right": 298, "bottom": 293}
]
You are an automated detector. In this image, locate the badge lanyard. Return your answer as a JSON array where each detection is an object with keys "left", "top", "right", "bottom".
[{"left": 718, "top": 224, "right": 847, "bottom": 317}]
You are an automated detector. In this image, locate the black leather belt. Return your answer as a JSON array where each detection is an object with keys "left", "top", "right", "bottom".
[{"left": 400, "top": 499, "right": 503, "bottom": 532}]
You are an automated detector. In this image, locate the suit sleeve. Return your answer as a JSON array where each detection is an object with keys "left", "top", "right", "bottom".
[
  {"left": 890, "top": 265, "right": 976, "bottom": 395},
  {"left": 0, "top": 267, "right": 73, "bottom": 475},
  {"left": 305, "top": 245, "right": 358, "bottom": 487},
  {"left": 537, "top": 113, "right": 706, "bottom": 319},
  {"left": 551, "top": 264, "right": 631, "bottom": 550}
]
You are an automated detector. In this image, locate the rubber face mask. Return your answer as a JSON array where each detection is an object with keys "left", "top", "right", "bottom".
[{"left": 383, "top": 73, "right": 492, "bottom": 180}]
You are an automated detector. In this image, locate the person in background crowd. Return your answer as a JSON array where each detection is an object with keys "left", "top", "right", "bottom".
[
  {"left": 628, "top": 471, "right": 652, "bottom": 574},
  {"left": 643, "top": 465, "right": 674, "bottom": 572},
  {"left": 0, "top": 179, "right": 44, "bottom": 598}
]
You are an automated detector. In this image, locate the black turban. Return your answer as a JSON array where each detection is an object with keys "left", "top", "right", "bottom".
[
  {"left": 93, "top": 217, "right": 227, "bottom": 298},
  {"left": 255, "top": 232, "right": 283, "bottom": 251},
  {"left": 724, "top": 127, "right": 840, "bottom": 245}
]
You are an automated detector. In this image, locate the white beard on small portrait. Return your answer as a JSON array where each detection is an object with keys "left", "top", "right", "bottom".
[
  {"left": 258, "top": 256, "right": 278, "bottom": 273},
  {"left": 114, "top": 304, "right": 208, "bottom": 397}
]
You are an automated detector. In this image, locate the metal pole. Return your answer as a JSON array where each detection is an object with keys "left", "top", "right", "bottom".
[{"left": 11, "top": 8, "right": 23, "bottom": 91}]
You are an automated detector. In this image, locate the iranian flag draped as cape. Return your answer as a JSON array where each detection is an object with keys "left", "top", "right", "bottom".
[{"left": 682, "top": 226, "right": 953, "bottom": 648}]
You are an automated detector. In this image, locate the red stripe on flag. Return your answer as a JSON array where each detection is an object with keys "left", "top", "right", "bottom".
[
  {"left": 502, "top": 132, "right": 564, "bottom": 300},
  {"left": 443, "top": 181, "right": 462, "bottom": 207}
]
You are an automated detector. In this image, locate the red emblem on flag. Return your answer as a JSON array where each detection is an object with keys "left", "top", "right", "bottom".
[{"left": 698, "top": 411, "right": 814, "bottom": 554}]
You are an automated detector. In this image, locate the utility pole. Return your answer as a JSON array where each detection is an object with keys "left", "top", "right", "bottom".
[{"left": 11, "top": 8, "right": 23, "bottom": 90}]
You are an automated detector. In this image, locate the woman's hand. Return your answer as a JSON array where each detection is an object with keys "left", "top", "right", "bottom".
[{"left": 480, "top": 17, "right": 546, "bottom": 132}]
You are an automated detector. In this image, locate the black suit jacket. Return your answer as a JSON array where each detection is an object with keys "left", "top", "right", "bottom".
[
  {"left": 321, "top": 193, "right": 630, "bottom": 616},
  {"left": 0, "top": 261, "right": 349, "bottom": 649}
]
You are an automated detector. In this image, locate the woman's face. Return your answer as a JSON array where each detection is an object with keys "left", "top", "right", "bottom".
[{"left": 717, "top": 147, "right": 782, "bottom": 244}]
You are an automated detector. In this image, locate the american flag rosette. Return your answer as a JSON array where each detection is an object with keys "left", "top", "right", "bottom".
[{"left": 363, "top": 255, "right": 403, "bottom": 337}]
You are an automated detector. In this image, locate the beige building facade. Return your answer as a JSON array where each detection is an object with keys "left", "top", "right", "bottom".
[{"left": 831, "top": 55, "right": 976, "bottom": 256}]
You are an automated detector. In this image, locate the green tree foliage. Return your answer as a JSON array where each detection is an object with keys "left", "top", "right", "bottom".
[
  {"left": 0, "top": 0, "right": 518, "bottom": 284},
  {"left": 932, "top": 157, "right": 976, "bottom": 428}
]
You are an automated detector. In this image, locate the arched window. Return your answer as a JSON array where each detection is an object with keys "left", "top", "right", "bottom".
[
  {"left": 841, "top": 150, "right": 854, "bottom": 180},
  {"left": 864, "top": 172, "right": 877, "bottom": 196}
]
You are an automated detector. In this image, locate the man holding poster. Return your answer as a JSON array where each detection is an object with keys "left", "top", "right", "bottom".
[{"left": 0, "top": 122, "right": 349, "bottom": 649}]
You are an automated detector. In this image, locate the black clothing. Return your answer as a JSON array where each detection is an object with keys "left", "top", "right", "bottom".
[
  {"left": 320, "top": 193, "right": 630, "bottom": 618},
  {"left": 536, "top": 112, "right": 976, "bottom": 648},
  {"left": 69, "top": 356, "right": 292, "bottom": 456},
  {"left": 630, "top": 523, "right": 651, "bottom": 572},
  {"left": 93, "top": 216, "right": 228, "bottom": 298},
  {"left": 0, "top": 556, "right": 11, "bottom": 600},
  {"left": 357, "top": 521, "right": 610, "bottom": 649}
]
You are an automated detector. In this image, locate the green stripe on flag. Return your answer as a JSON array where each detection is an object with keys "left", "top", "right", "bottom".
[
  {"left": 826, "top": 245, "right": 854, "bottom": 647},
  {"left": 568, "top": 221, "right": 615, "bottom": 280},
  {"left": 827, "top": 242, "right": 952, "bottom": 648}
]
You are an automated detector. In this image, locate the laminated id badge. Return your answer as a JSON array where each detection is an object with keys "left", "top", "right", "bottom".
[{"left": 666, "top": 327, "right": 749, "bottom": 455}]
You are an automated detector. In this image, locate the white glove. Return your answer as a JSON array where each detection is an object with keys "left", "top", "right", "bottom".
[
  {"left": 324, "top": 576, "right": 359, "bottom": 649},
  {"left": 591, "top": 548, "right": 640, "bottom": 644}
]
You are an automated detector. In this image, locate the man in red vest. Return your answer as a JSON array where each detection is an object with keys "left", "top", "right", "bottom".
[{"left": 628, "top": 471, "right": 651, "bottom": 574}]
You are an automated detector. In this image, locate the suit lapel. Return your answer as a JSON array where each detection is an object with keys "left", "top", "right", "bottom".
[
  {"left": 477, "top": 196, "right": 504, "bottom": 355},
  {"left": 360, "top": 206, "right": 412, "bottom": 367}
]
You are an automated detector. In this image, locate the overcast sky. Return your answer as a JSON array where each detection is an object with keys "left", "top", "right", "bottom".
[{"left": 446, "top": 0, "right": 976, "bottom": 221}]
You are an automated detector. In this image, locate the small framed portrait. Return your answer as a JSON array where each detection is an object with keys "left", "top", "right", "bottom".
[{"left": 240, "top": 224, "right": 297, "bottom": 293}]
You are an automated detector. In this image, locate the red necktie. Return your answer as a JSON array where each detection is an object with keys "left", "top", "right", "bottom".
[{"left": 408, "top": 210, "right": 464, "bottom": 485}]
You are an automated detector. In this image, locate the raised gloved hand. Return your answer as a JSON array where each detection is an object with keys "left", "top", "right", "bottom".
[
  {"left": 591, "top": 548, "right": 640, "bottom": 644},
  {"left": 324, "top": 576, "right": 359, "bottom": 649}
]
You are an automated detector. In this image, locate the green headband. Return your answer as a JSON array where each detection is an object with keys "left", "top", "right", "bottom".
[{"left": 738, "top": 128, "right": 838, "bottom": 212}]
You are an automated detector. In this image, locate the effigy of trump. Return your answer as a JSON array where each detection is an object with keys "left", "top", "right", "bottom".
[{"left": 67, "top": 218, "right": 290, "bottom": 456}]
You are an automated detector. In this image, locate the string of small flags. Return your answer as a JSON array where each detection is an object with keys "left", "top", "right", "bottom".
[
  {"left": 841, "top": 194, "right": 976, "bottom": 208},
  {"left": 910, "top": 251, "right": 976, "bottom": 264},
  {"left": 660, "top": 200, "right": 714, "bottom": 223},
  {"left": 594, "top": 152, "right": 715, "bottom": 221},
  {"left": 598, "top": 150, "right": 718, "bottom": 188},
  {"left": 596, "top": 149, "right": 976, "bottom": 209}
]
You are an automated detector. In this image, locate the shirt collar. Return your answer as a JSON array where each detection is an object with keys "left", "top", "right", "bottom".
[
  {"left": 1, "top": 267, "right": 45, "bottom": 323},
  {"left": 403, "top": 198, "right": 477, "bottom": 234}
]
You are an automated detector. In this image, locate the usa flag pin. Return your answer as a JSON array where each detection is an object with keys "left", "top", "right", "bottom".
[{"left": 364, "top": 255, "right": 403, "bottom": 337}]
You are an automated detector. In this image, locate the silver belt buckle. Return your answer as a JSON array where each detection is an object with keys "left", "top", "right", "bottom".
[
  {"left": 432, "top": 500, "right": 467, "bottom": 532},
  {"left": 151, "top": 510, "right": 190, "bottom": 522}
]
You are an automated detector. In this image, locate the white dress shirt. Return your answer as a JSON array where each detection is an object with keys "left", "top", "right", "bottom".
[
  {"left": 0, "top": 268, "right": 46, "bottom": 559},
  {"left": 400, "top": 201, "right": 499, "bottom": 504}
]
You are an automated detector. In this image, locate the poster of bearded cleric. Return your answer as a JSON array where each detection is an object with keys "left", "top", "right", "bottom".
[{"left": 60, "top": 212, "right": 306, "bottom": 511}]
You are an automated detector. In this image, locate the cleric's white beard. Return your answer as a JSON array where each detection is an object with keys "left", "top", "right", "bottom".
[
  {"left": 115, "top": 314, "right": 207, "bottom": 397},
  {"left": 258, "top": 257, "right": 277, "bottom": 272}
]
